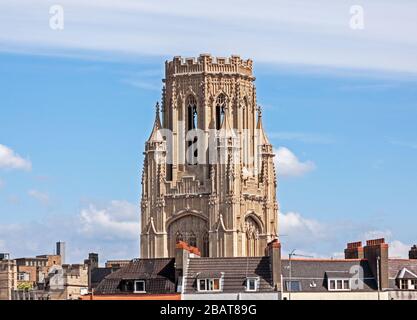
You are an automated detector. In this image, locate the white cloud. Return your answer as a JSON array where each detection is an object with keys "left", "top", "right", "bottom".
[
  {"left": 279, "top": 211, "right": 330, "bottom": 256},
  {"left": 78, "top": 200, "right": 139, "bottom": 240},
  {"left": 389, "top": 240, "right": 411, "bottom": 258},
  {"left": 0, "top": 200, "right": 139, "bottom": 263},
  {"left": 279, "top": 212, "right": 413, "bottom": 259},
  {"left": 388, "top": 138, "right": 417, "bottom": 150},
  {"left": 362, "top": 229, "right": 392, "bottom": 240},
  {"left": 280, "top": 211, "right": 324, "bottom": 238},
  {"left": 28, "top": 189, "right": 50, "bottom": 205},
  {"left": 274, "top": 147, "right": 315, "bottom": 177},
  {"left": 361, "top": 230, "right": 411, "bottom": 258},
  {"left": 1, "top": 1, "right": 417, "bottom": 74},
  {"left": 0, "top": 144, "right": 32, "bottom": 171}
]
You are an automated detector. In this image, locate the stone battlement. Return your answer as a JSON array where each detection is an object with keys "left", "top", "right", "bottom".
[{"left": 165, "top": 54, "right": 253, "bottom": 78}]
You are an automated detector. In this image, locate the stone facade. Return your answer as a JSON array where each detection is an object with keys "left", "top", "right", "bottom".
[
  {"left": 47, "top": 264, "right": 89, "bottom": 300},
  {"left": 140, "top": 54, "right": 278, "bottom": 258},
  {"left": 0, "top": 256, "right": 17, "bottom": 300}
]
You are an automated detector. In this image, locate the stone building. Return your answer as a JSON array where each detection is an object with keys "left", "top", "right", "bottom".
[
  {"left": 140, "top": 54, "right": 278, "bottom": 258},
  {"left": 0, "top": 254, "right": 17, "bottom": 300}
]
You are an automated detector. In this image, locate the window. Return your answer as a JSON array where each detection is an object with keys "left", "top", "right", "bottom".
[
  {"left": 186, "top": 95, "right": 197, "bottom": 130},
  {"left": 400, "top": 279, "right": 408, "bottom": 290},
  {"left": 188, "top": 232, "right": 197, "bottom": 248},
  {"left": 246, "top": 278, "right": 259, "bottom": 292},
  {"left": 176, "top": 231, "right": 183, "bottom": 243},
  {"left": 285, "top": 281, "right": 301, "bottom": 292},
  {"left": 17, "top": 272, "right": 29, "bottom": 281},
  {"left": 215, "top": 94, "right": 226, "bottom": 130},
  {"left": 399, "top": 279, "right": 416, "bottom": 290},
  {"left": 197, "top": 278, "right": 222, "bottom": 292},
  {"left": 337, "top": 280, "right": 343, "bottom": 290},
  {"left": 328, "top": 279, "right": 351, "bottom": 291},
  {"left": 134, "top": 280, "right": 146, "bottom": 293},
  {"left": 186, "top": 95, "right": 198, "bottom": 164}
]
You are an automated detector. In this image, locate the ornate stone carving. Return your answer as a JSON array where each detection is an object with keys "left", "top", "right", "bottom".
[{"left": 140, "top": 54, "right": 278, "bottom": 258}]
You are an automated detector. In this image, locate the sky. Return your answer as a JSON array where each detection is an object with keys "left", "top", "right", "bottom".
[{"left": 0, "top": 0, "right": 416, "bottom": 264}]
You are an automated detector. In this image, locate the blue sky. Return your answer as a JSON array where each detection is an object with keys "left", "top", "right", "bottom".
[{"left": 1, "top": 0, "right": 416, "bottom": 263}]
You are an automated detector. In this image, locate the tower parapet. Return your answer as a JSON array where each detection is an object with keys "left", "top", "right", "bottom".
[{"left": 165, "top": 54, "right": 254, "bottom": 79}]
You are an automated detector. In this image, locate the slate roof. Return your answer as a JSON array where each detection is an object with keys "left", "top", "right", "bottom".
[
  {"left": 184, "top": 256, "right": 274, "bottom": 293},
  {"left": 94, "top": 258, "right": 176, "bottom": 295},
  {"left": 388, "top": 259, "right": 417, "bottom": 289},
  {"left": 91, "top": 267, "right": 113, "bottom": 288},
  {"left": 389, "top": 259, "right": 417, "bottom": 278},
  {"left": 281, "top": 259, "right": 377, "bottom": 292},
  {"left": 324, "top": 271, "right": 352, "bottom": 279}
]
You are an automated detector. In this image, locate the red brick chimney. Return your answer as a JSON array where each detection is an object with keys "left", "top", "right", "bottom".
[
  {"left": 363, "top": 238, "right": 389, "bottom": 290},
  {"left": 267, "top": 239, "right": 281, "bottom": 291},
  {"left": 344, "top": 241, "right": 364, "bottom": 259},
  {"left": 174, "top": 241, "right": 200, "bottom": 284}
]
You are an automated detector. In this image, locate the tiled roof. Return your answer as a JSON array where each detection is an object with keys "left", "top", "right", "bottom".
[
  {"left": 91, "top": 267, "right": 113, "bottom": 288},
  {"left": 184, "top": 256, "right": 274, "bottom": 293},
  {"left": 94, "top": 258, "right": 176, "bottom": 295},
  {"left": 281, "top": 259, "right": 377, "bottom": 292}
]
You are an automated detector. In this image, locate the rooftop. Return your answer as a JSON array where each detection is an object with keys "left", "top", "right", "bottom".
[{"left": 165, "top": 54, "right": 254, "bottom": 78}]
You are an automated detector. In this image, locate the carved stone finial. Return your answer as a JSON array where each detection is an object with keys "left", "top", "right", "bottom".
[
  {"left": 156, "top": 101, "right": 160, "bottom": 114},
  {"left": 257, "top": 105, "right": 262, "bottom": 117}
]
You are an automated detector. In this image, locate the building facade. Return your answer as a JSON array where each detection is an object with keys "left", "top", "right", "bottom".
[
  {"left": 140, "top": 54, "right": 278, "bottom": 258},
  {"left": 0, "top": 254, "right": 17, "bottom": 300}
]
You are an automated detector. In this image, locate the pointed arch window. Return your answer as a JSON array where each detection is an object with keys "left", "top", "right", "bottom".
[
  {"left": 176, "top": 231, "right": 184, "bottom": 243},
  {"left": 186, "top": 95, "right": 198, "bottom": 164},
  {"left": 242, "top": 96, "right": 249, "bottom": 166},
  {"left": 216, "top": 94, "right": 226, "bottom": 130},
  {"left": 245, "top": 216, "right": 260, "bottom": 257},
  {"left": 187, "top": 95, "right": 197, "bottom": 131},
  {"left": 188, "top": 232, "right": 197, "bottom": 247}
]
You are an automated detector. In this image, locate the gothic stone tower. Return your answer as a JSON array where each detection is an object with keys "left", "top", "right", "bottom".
[{"left": 140, "top": 54, "right": 278, "bottom": 258}]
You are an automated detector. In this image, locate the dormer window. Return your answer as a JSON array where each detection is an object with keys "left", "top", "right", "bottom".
[
  {"left": 328, "top": 279, "right": 351, "bottom": 291},
  {"left": 134, "top": 280, "right": 146, "bottom": 293},
  {"left": 396, "top": 267, "right": 417, "bottom": 290},
  {"left": 197, "top": 278, "right": 222, "bottom": 292},
  {"left": 245, "top": 277, "right": 259, "bottom": 292},
  {"left": 399, "top": 279, "right": 417, "bottom": 290}
]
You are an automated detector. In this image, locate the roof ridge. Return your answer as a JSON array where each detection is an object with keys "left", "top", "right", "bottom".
[{"left": 282, "top": 258, "right": 368, "bottom": 262}]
